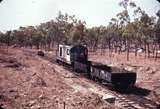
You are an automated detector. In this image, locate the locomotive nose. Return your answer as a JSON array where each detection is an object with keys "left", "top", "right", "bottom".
[{"left": 77, "top": 55, "right": 86, "bottom": 61}]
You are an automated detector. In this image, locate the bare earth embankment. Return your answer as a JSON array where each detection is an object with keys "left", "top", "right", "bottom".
[{"left": 0, "top": 48, "right": 114, "bottom": 109}]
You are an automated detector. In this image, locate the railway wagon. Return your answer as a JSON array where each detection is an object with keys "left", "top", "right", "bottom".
[{"left": 90, "top": 62, "right": 137, "bottom": 87}]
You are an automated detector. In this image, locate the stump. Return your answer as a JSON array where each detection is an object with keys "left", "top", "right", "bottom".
[{"left": 37, "top": 51, "right": 44, "bottom": 56}]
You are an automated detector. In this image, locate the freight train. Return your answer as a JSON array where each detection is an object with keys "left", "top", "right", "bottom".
[{"left": 56, "top": 44, "right": 137, "bottom": 88}]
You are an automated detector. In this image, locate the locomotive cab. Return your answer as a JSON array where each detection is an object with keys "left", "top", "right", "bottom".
[{"left": 56, "top": 44, "right": 72, "bottom": 65}]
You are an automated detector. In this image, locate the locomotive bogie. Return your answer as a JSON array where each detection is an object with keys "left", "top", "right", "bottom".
[{"left": 73, "top": 61, "right": 91, "bottom": 73}]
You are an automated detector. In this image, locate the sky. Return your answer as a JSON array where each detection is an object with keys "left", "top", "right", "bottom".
[{"left": 0, "top": 0, "right": 160, "bottom": 32}]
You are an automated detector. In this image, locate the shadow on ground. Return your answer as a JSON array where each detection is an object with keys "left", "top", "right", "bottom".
[{"left": 115, "top": 86, "right": 151, "bottom": 96}]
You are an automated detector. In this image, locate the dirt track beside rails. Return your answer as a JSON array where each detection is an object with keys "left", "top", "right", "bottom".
[{"left": 0, "top": 48, "right": 114, "bottom": 109}]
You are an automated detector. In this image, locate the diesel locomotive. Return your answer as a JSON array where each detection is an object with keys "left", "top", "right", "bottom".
[{"left": 56, "top": 44, "right": 137, "bottom": 88}]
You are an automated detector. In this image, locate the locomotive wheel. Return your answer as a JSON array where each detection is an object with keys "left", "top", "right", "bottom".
[
  {"left": 98, "top": 79, "right": 102, "bottom": 84},
  {"left": 90, "top": 75, "right": 95, "bottom": 80}
]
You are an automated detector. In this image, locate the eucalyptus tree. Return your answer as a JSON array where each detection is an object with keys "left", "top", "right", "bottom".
[
  {"left": 69, "top": 20, "right": 86, "bottom": 45},
  {"left": 155, "top": 10, "right": 160, "bottom": 60},
  {"left": 15, "top": 27, "right": 28, "bottom": 47},
  {"left": 38, "top": 22, "right": 53, "bottom": 50},
  {"left": 0, "top": 31, "right": 3, "bottom": 43},
  {"left": 155, "top": 10, "right": 160, "bottom": 44},
  {"left": 134, "top": 6, "right": 155, "bottom": 57},
  {"left": 1, "top": 31, "right": 12, "bottom": 52},
  {"left": 0, "top": 31, "right": 5, "bottom": 47},
  {"left": 109, "top": 17, "right": 124, "bottom": 54},
  {"left": 23, "top": 26, "right": 37, "bottom": 48},
  {"left": 85, "top": 26, "right": 101, "bottom": 51},
  {"left": 116, "top": 0, "right": 136, "bottom": 60},
  {"left": 55, "top": 11, "right": 72, "bottom": 45},
  {"left": 115, "top": 0, "right": 156, "bottom": 60}
]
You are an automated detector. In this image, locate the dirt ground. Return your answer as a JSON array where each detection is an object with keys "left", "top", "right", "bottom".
[
  {"left": 89, "top": 50, "right": 160, "bottom": 105},
  {"left": 0, "top": 47, "right": 160, "bottom": 109},
  {"left": 0, "top": 48, "right": 114, "bottom": 109}
]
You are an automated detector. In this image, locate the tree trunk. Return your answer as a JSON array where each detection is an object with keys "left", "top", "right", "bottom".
[
  {"left": 147, "top": 43, "right": 150, "bottom": 58},
  {"left": 155, "top": 43, "right": 159, "bottom": 61},
  {"left": 144, "top": 42, "right": 147, "bottom": 58},
  {"left": 135, "top": 43, "right": 137, "bottom": 57},
  {"left": 126, "top": 40, "right": 130, "bottom": 61}
]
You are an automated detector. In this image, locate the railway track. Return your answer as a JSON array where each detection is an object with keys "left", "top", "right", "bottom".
[
  {"left": 67, "top": 70, "right": 158, "bottom": 109},
  {"left": 71, "top": 72, "right": 158, "bottom": 109},
  {"left": 100, "top": 85, "right": 158, "bottom": 109},
  {"left": 23, "top": 49, "right": 159, "bottom": 109}
]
